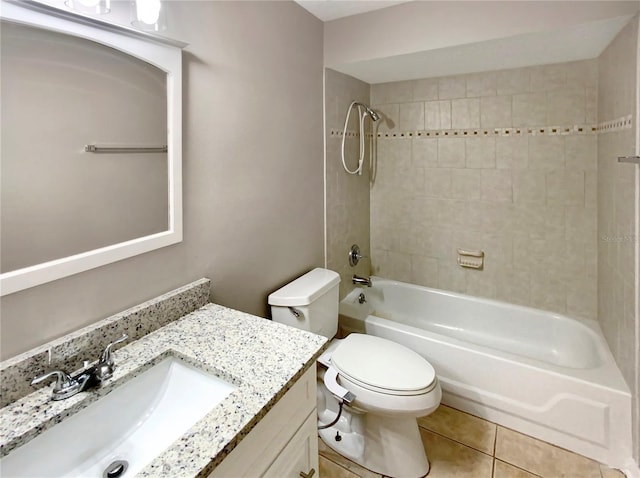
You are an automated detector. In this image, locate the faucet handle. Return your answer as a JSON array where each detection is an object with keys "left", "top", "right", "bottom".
[
  {"left": 31, "top": 370, "right": 74, "bottom": 392},
  {"left": 348, "top": 245, "right": 368, "bottom": 267},
  {"left": 99, "top": 334, "right": 128, "bottom": 366},
  {"left": 94, "top": 334, "right": 128, "bottom": 382}
]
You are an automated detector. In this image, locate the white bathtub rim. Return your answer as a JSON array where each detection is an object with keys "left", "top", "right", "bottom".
[
  {"left": 362, "top": 313, "right": 630, "bottom": 395},
  {"left": 343, "top": 281, "right": 626, "bottom": 387},
  {"left": 365, "top": 277, "right": 609, "bottom": 334}
]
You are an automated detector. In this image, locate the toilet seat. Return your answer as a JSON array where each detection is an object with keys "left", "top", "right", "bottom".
[{"left": 331, "top": 334, "right": 437, "bottom": 396}]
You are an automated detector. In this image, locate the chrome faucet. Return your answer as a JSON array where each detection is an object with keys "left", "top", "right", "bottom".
[
  {"left": 352, "top": 275, "right": 372, "bottom": 287},
  {"left": 31, "top": 334, "right": 128, "bottom": 401}
]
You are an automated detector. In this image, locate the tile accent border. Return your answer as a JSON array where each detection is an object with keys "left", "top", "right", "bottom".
[
  {"left": 375, "top": 125, "right": 597, "bottom": 139},
  {"left": 0, "top": 279, "right": 211, "bottom": 407},
  {"left": 596, "top": 114, "right": 634, "bottom": 134},
  {"left": 330, "top": 115, "right": 633, "bottom": 141}
]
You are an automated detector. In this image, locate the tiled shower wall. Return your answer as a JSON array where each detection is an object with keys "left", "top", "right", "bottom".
[
  {"left": 370, "top": 60, "right": 599, "bottom": 319},
  {"left": 325, "top": 68, "right": 371, "bottom": 298},
  {"left": 597, "top": 16, "right": 639, "bottom": 463}
]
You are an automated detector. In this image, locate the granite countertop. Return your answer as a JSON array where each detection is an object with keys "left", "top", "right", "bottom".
[{"left": 0, "top": 303, "right": 328, "bottom": 477}]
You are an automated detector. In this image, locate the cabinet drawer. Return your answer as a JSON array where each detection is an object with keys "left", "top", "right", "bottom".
[{"left": 264, "top": 411, "right": 318, "bottom": 478}]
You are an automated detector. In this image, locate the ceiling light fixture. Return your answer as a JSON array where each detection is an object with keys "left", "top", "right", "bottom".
[
  {"left": 65, "top": 0, "right": 110, "bottom": 15},
  {"left": 131, "top": 0, "right": 166, "bottom": 32}
]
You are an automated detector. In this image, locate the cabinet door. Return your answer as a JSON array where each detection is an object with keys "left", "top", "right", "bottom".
[{"left": 263, "top": 412, "right": 318, "bottom": 478}]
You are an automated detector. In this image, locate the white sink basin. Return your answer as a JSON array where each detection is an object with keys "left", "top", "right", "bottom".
[{"left": 0, "top": 357, "right": 237, "bottom": 477}]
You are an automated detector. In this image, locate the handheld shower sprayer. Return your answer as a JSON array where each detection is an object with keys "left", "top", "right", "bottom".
[{"left": 341, "top": 101, "right": 380, "bottom": 176}]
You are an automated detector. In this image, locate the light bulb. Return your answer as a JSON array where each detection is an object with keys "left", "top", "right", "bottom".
[
  {"left": 65, "top": 0, "right": 110, "bottom": 14},
  {"left": 135, "top": 0, "right": 161, "bottom": 25}
]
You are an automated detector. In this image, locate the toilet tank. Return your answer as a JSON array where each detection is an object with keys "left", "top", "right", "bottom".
[{"left": 268, "top": 268, "right": 341, "bottom": 338}]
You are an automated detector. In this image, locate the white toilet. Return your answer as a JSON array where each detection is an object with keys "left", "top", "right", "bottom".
[{"left": 269, "top": 268, "right": 441, "bottom": 478}]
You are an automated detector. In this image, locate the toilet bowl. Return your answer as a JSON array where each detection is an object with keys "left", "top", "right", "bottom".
[{"left": 269, "top": 268, "right": 441, "bottom": 478}]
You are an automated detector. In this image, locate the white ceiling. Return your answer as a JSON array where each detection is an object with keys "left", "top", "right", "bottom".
[
  {"left": 295, "top": 0, "right": 412, "bottom": 22},
  {"left": 314, "top": 1, "right": 640, "bottom": 84},
  {"left": 336, "top": 15, "right": 636, "bottom": 83}
]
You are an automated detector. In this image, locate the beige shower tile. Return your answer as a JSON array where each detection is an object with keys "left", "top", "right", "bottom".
[
  {"left": 412, "top": 137, "right": 438, "bottom": 167},
  {"left": 566, "top": 276, "right": 597, "bottom": 320},
  {"left": 426, "top": 100, "right": 452, "bottom": 130},
  {"left": 399, "top": 102, "right": 425, "bottom": 131},
  {"left": 411, "top": 255, "right": 439, "bottom": 288},
  {"left": 412, "top": 78, "right": 439, "bottom": 101},
  {"left": 467, "top": 72, "right": 497, "bottom": 97},
  {"left": 546, "top": 88, "right": 586, "bottom": 125},
  {"left": 418, "top": 405, "right": 496, "bottom": 455},
  {"left": 439, "top": 100, "right": 452, "bottom": 129},
  {"left": 546, "top": 170, "right": 585, "bottom": 207},
  {"left": 481, "top": 169, "right": 512, "bottom": 203},
  {"left": 419, "top": 428, "right": 493, "bottom": 478},
  {"left": 530, "top": 272, "right": 567, "bottom": 314},
  {"left": 528, "top": 136, "right": 564, "bottom": 170},
  {"left": 437, "top": 259, "right": 466, "bottom": 293},
  {"left": 466, "top": 137, "right": 496, "bottom": 169},
  {"left": 564, "top": 60, "right": 597, "bottom": 89},
  {"left": 529, "top": 64, "right": 566, "bottom": 92},
  {"left": 480, "top": 96, "right": 512, "bottom": 128},
  {"left": 495, "top": 427, "right": 601, "bottom": 478},
  {"left": 512, "top": 93, "right": 546, "bottom": 127},
  {"left": 565, "top": 206, "right": 596, "bottom": 243},
  {"left": 497, "top": 68, "right": 530, "bottom": 95},
  {"left": 585, "top": 87, "right": 597, "bottom": 123},
  {"left": 318, "top": 440, "right": 382, "bottom": 478},
  {"left": 493, "top": 460, "right": 539, "bottom": 478},
  {"left": 438, "top": 138, "right": 466, "bottom": 168},
  {"left": 565, "top": 135, "right": 597, "bottom": 171},
  {"left": 512, "top": 170, "right": 546, "bottom": 204},
  {"left": 425, "top": 101, "right": 442, "bottom": 129},
  {"left": 452, "top": 98, "right": 481, "bottom": 129},
  {"left": 374, "top": 103, "right": 399, "bottom": 133},
  {"left": 424, "top": 168, "right": 452, "bottom": 198},
  {"left": 496, "top": 136, "right": 528, "bottom": 170},
  {"left": 439, "top": 76, "right": 466, "bottom": 99},
  {"left": 451, "top": 169, "right": 481, "bottom": 200},
  {"left": 371, "top": 81, "right": 412, "bottom": 104},
  {"left": 466, "top": 270, "right": 497, "bottom": 299}
]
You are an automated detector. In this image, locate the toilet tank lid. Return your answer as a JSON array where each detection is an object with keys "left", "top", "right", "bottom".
[{"left": 268, "top": 268, "right": 341, "bottom": 307}]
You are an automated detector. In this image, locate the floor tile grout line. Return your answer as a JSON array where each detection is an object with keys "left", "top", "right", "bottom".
[
  {"left": 494, "top": 458, "right": 544, "bottom": 478},
  {"left": 319, "top": 450, "right": 377, "bottom": 478},
  {"left": 418, "top": 425, "right": 493, "bottom": 458},
  {"left": 418, "top": 425, "right": 494, "bottom": 457}
]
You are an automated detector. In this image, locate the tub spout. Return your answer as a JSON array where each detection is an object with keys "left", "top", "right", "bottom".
[{"left": 352, "top": 275, "right": 372, "bottom": 287}]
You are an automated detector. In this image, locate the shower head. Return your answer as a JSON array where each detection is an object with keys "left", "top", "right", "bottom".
[
  {"left": 355, "top": 102, "right": 380, "bottom": 122},
  {"left": 367, "top": 107, "right": 380, "bottom": 122}
]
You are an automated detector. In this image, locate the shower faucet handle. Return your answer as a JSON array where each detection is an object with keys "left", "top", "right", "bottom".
[{"left": 348, "top": 244, "right": 367, "bottom": 267}]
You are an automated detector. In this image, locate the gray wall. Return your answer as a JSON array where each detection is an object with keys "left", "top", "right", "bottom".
[{"left": 0, "top": 1, "right": 324, "bottom": 360}]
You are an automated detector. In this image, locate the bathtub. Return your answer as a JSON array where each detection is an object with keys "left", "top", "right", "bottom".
[{"left": 339, "top": 278, "right": 636, "bottom": 473}]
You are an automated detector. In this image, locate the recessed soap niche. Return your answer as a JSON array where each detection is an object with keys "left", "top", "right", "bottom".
[{"left": 457, "top": 249, "right": 484, "bottom": 270}]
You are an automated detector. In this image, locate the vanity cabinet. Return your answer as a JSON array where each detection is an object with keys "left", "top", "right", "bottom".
[{"left": 209, "top": 366, "right": 318, "bottom": 478}]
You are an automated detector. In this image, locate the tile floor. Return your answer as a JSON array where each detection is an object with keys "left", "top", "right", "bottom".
[{"left": 318, "top": 404, "right": 627, "bottom": 478}]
